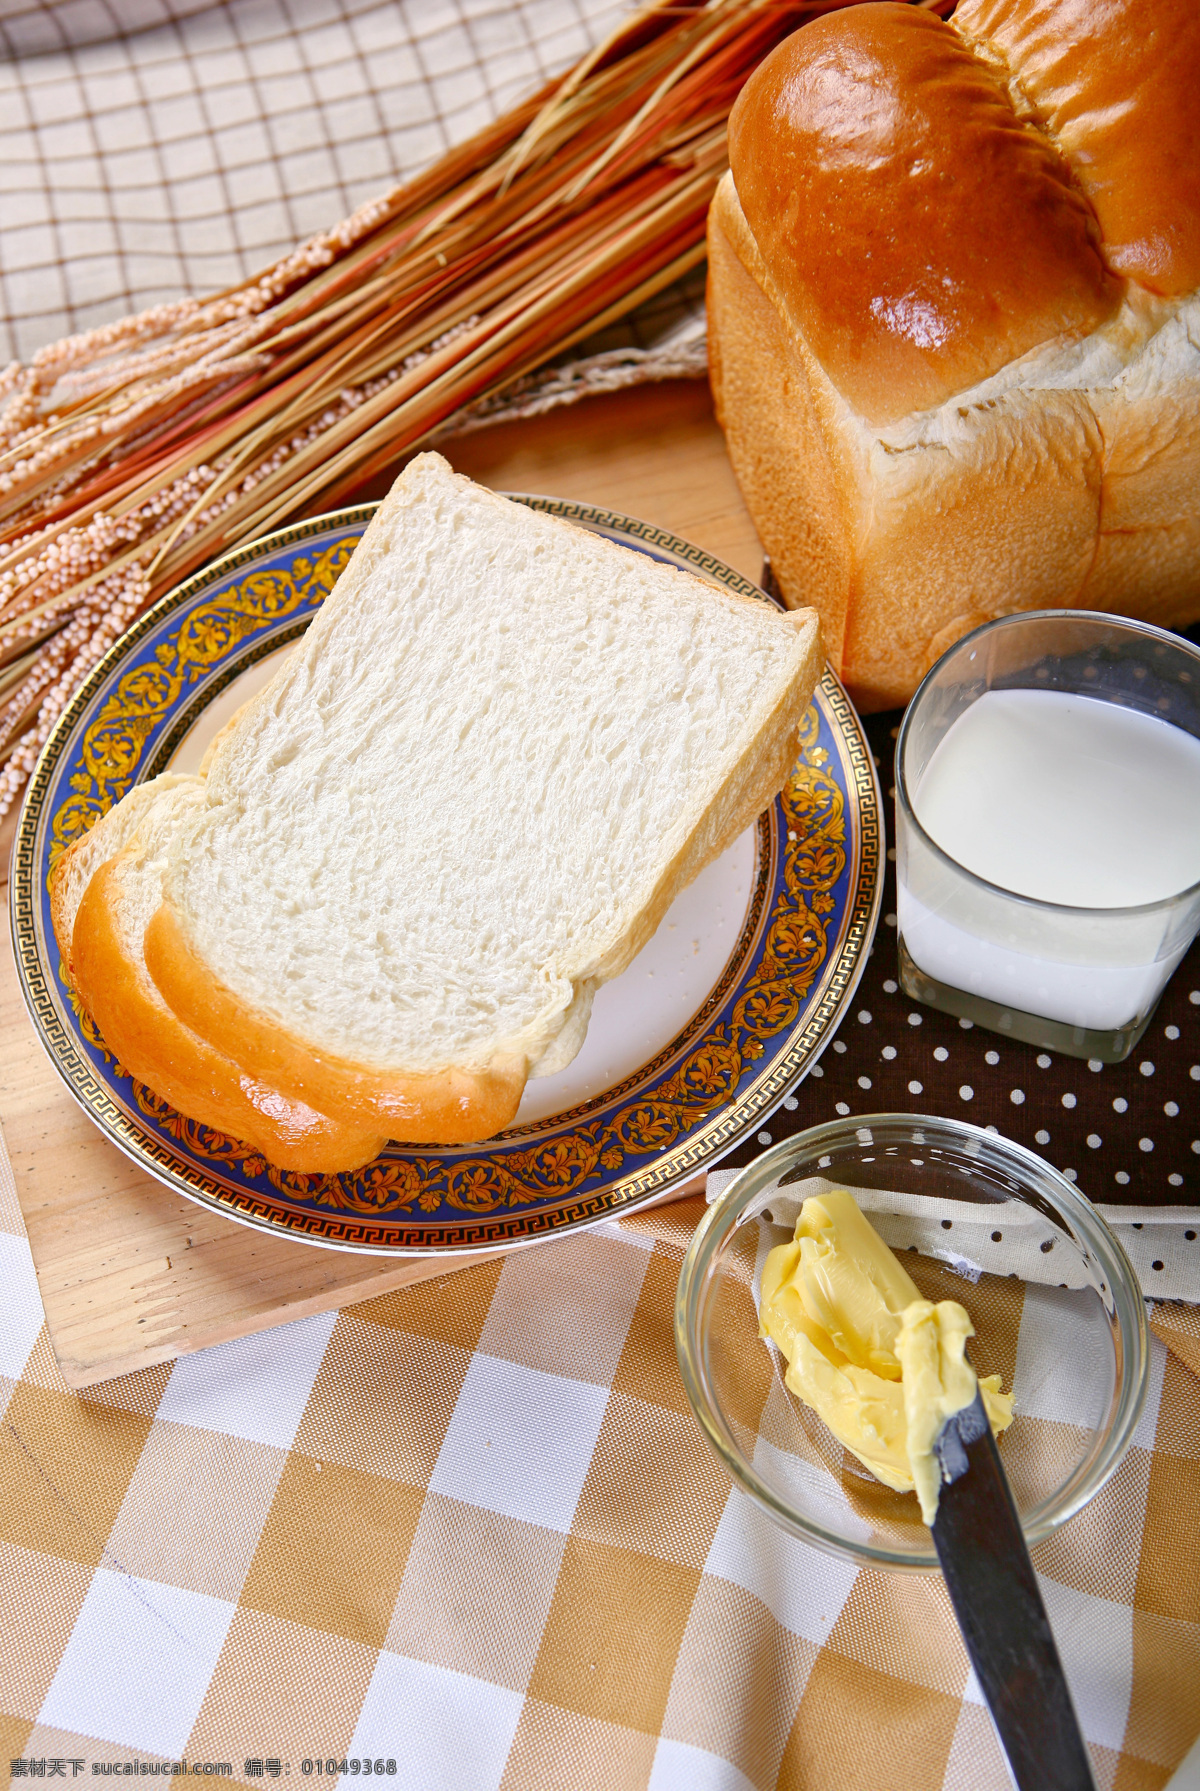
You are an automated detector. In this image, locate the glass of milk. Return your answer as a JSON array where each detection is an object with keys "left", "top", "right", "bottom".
[{"left": 895, "top": 611, "right": 1200, "bottom": 1061}]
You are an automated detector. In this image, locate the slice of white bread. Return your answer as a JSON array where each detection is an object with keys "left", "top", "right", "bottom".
[
  {"left": 140, "top": 452, "right": 822, "bottom": 1143},
  {"left": 52, "top": 775, "right": 387, "bottom": 1171}
]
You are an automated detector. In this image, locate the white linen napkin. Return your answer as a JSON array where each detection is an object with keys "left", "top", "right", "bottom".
[{"left": 707, "top": 1166, "right": 1200, "bottom": 1304}]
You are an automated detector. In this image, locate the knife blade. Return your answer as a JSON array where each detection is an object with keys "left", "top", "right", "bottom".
[{"left": 932, "top": 1389, "right": 1096, "bottom": 1791}]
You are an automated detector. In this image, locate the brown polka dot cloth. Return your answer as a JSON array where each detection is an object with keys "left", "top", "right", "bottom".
[{"left": 720, "top": 702, "right": 1200, "bottom": 1210}]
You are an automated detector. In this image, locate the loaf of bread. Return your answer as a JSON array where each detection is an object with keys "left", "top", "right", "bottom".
[
  {"left": 708, "top": 0, "right": 1200, "bottom": 709},
  {"left": 56, "top": 454, "right": 821, "bottom": 1169}
]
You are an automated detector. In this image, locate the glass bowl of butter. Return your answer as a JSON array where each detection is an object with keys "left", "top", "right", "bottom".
[{"left": 675, "top": 1114, "right": 1149, "bottom": 1570}]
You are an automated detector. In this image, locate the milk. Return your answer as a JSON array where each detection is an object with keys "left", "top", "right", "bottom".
[
  {"left": 898, "top": 689, "right": 1200, "bottom": 1031},
  {"left": 913, "top": 689, "right": 1200, "bottom": 907}
]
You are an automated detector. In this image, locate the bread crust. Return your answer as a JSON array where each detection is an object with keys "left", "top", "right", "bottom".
[
  {"left": 51, "top": 838, "right": 84, "bottom": 987},
  {"left": 727, "top": 1, "right": 1118, "bottom": 425},
  {"left": 50, "top": 775, "right": 191, "bottom": 987},
  {"left": 708, "top": 172, "right": 1200, "bottom": 709},
  {"left": 52, "top": 830, "right": 98, "bottom": 990},
  {"left": 72, "top": 848, "right": 389, "bottom": 1172},
  {"left": 143, "top": 901, "right": 530, "bottom": 1141},
  {"left": 708, "top": 177, "right": 858, "bottom": 675},
  {"left": 712, "top": 0, "right": 1200, "bottom": 703},
  {"left": 954, "top": 0, "right": 1200, "bottom": 296}
]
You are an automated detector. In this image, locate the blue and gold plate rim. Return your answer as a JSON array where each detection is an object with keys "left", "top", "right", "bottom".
[{"left": 11, "top": 499, "right": 883, "bottom": 1254}]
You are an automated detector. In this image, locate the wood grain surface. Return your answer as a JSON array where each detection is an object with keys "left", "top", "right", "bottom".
[{"left": 0, "top": 379, "right": 751, "bottom": 1388}]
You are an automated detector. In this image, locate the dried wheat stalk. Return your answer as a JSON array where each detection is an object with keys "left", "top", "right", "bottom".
[{"left": 0, "top": 0, "right": 869, "bottom": 814}]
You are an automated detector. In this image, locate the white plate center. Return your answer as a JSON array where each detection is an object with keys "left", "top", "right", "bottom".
[{"left": 515, "top": 829, "right": 757, "bottom": 1122}]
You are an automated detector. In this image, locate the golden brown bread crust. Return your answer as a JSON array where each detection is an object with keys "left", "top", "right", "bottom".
[
  {"left": 142, "top": 902, "right": 530, "bottom": 1143},
  {"left": 49, "top": 776, "right": 193, "bottom": 988},
  {"left": 954, "top": 0, "right": 1200, "bottom": 296},
  {"left": 708, "top": 172, "right": 1200, "bottom": 709},
  {"left": 71, "top": 849, "right": 389, "bottom": 1172},
  {"left": 711, "top": 0, "right": 1200, "bottom": 705},
  {"left": 727, "top": 2, "right": 1118, "bottom": 424}
]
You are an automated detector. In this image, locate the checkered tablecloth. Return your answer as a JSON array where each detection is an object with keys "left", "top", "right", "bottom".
[
  {"left": 2, "top": 1124, "right": 1198, "bottom": 1789},
  {"left": 0, "top": 0, "right": 629, "bottom": 364}
]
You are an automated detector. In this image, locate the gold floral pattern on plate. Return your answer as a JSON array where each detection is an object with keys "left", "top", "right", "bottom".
[
  {"left": 49, "top": 538, "right": 357, "bottom": 870},
  {"left": 12, "top": 502, "right": 882, "bottom": 1254}
]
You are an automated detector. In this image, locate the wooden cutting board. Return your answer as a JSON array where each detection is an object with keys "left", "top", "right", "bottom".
[{"left": 0, "top": 379, "right": 755, "bottom": 1388}]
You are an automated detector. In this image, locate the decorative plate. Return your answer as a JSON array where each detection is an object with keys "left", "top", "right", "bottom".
[{"left": 11, "top": 500, "right": 882, "bottom": 1253}]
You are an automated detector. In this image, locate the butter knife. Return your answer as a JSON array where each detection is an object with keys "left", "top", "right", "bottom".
[{"left": 932, "top": 1390, "right": 1096, "bottom": 1791}]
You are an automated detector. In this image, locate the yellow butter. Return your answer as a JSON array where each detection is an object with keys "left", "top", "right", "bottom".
[
  {"left": 760, "top": 1190, "right": 1014, "bottom": 1524},
  {"left": 895, "top": 1298, "right": 1015, "bottom": 1525}
]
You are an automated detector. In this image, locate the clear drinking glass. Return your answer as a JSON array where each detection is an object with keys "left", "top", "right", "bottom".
[{"left": 895, "top": 611, "right": 1200, "bottom": 1062}]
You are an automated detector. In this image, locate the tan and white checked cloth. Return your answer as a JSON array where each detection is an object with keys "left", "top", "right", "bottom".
[
  {"left": 0, "top": 0, "right": 629, "bottom": 364},
  {"left": 2, "top": 1135, "right": 1199, "bottom": 1790}
]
